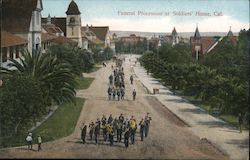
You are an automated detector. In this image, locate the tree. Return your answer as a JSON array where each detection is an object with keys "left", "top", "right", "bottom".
[
  {"left": 0, "top": 74, "right": 45, "bottom": 135},
  {"left": 2, "top": 49, "right": 77, "bottom": 106}
]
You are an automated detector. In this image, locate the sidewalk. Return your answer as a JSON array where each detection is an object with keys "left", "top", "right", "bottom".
[{"left": 132, "top": 59, "right": 249, "bottom": 160}]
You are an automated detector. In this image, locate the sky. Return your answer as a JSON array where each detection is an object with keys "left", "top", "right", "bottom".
[{"left": 42, "top": 0, "right": 249, "bottom": 32}]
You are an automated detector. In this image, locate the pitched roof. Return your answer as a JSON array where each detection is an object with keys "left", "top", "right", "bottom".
[
  {"left": 172, "top": 27, "right": 177, "bottom": 36},
  {"left": 88, "top": 26, "right": 109, "bottom": 42},
  {"left": 1, "top": 31, "right": 27, "bottom": 47},
  {"left": 227, "top": 36, "right": 238, "bottom": 45},
  {"left": 191, "top": 36, "right": 219, "bottom": 53},
  {"left": 42, "top": 17, "right": 66, "bottom": 36},
  {"left": 1, "top": 0, "right": 40, "bottom": 33},
  {"left": 42, "top": 24, "right": 64, "bottom": 35},
  {"left": 227, "top": 30, "right": 234, "bottom": 37},
  {"left": 41, "top": 33, "right": 57, "bottom": 42},
  {"left": 50, "top": 36, "right": 77, "bottom": 45},
  {"left": 194, "top": 26, "right": 201, "bottom": 38},
  {"left": 66, "top": 0, "right": 81, "bottom": 15}
]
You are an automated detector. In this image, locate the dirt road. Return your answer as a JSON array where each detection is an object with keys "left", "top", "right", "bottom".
[{"left": 0, "top": 56, "right": 228, "bottom": 159}]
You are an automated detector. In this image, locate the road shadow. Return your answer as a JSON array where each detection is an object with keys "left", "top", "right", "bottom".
[
  {"left": 166, "top": 98, "right": 188, "bottom": 103},
  {"left": 219, "top": 128, "right": 240, "bottom": 133},
  {"left": 225, "top": 138, "right": 249, "bottom": 149},
  {"left": 66, "top": 139, "right": 126, "bottom": 148},
  {"left": 180, "top": 108, "right": 206, "bottom": 114},
  {"left": 197, "top": 120, "right": 229, "bottom": 128}
]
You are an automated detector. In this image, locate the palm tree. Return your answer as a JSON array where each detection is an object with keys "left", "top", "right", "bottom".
[{"left": 1, "top": 49, "right": 77, "bottom": 105}]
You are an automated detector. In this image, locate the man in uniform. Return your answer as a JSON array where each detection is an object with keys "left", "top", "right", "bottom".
[
  {"left": 107, "top": 86, "right": 112, "bottom": 100},
  {"left": 139, "top": 118, "right": 145, "bottom": 141},
  {"left": 117, "top": 119, "right": 123, "bottom": 142},
  {"left": 238, "top": 113, "right": 243, "bottom": 133},
  {"left": 132, "top": 89, "right": 136, "bottom": 101},
  {"left": 89, "top": 121, "right": 95, "bottom": 140},
  {"left": 124, "top": 127, "right": 130, "bottom": 148},
  {"left": 117, "top": 88, "right": 121, "bottom": 101},
  {"left": 112, "top": 87, "right": 116, "bottom": 100},
  {"left": 129, "top": 116, "right": 136, "bottom": 144},
  {"left": 108, "top": 114, "right": 113, "bottom": 124},
  {"left": 130, "top": 75, "right": 133, "bottom": 84},
  {"left": 109, "top": 74, "right": 113, "bottom": 85},
  {"left": 145, "top": 113, "right": 152, "bottom": 137},
  {"left": 80, "top": 122, "right": 87, "bottom": 144},
  {"left": 94, "top": 121, "right": 100, "bottom": 144},
  {"left": 121, "top": 87, "right": 125, "bottom": 100}
]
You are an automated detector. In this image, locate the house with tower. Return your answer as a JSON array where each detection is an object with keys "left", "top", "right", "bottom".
[
  {"left": 41, "top": 0, "right": 111, "bottom": 50},
  {"left": 190, "top": 25, "right": 237, "bottom": 60},
  {"left": 1, "top": 0, "right": 43, "bottom": 53},
  {"left": 159, "top": 27, "right": 180, "bottom": 46}
]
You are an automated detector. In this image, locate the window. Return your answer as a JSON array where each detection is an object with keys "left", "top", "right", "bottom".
[
  {"left": 2, "top": 47, "right": 7, "bottom": 62},
  {"left": 70, "top": 17, "right": 75, "bottom": 23},
  {"left": 9, "top": 47, "right": 14, "bottom": 59},
  {"left": 16, "top": 46, "right": 20, "bottom": 58}
]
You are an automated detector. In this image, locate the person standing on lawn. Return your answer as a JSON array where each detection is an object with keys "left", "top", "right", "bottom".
[
  {"left": 37, "top": 135, "right": 42, "bottom": 151},
  {"left": 238, "top": 113, "right": 243, "bottom": 133},
  {"left": 26, "top": 132, "right": 33, "bottom": 150}
]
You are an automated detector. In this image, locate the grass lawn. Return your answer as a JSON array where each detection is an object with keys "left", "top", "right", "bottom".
[
  {"left": 0, "top": 98, "right": 85, "bottom": 148},
  {"left": 33, "top": 98, "right": 85, "bottom": 143},
  {"left": 182, "top": 95, "right": 249, "bottom": 130},
  {"left": 76, "top": 77, "right": 94, "bottom": 89},
  {"left": 85, "top": 65, "right": 102, "bottom": 73}
]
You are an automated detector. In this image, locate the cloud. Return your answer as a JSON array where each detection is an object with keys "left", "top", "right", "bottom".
[{"left": 82, "top": 15, "right": 249, "bottom": 32}]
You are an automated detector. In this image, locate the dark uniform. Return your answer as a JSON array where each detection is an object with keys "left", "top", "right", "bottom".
[
  {"left": 109, "top": 131, "right": 114, "bottom": 146},
  {"left": 89, "top": 122, "right": 95, "bottom": 140},
  {"left": 108, "top": 115, "right": 113, "bottom": 124},
  {"left": 112, "top": 89, "right": 116, "bottom": 100},
  {"left": 145, "top": 115, "right": 152, "bottom": 137},
  {"left": 238, "top": 113, "right": 243, "bottom": 133},
  {"left": 132, "top": 90, "right": 136, "bottom": 101},
  {"left": 130, "top": 75, "right": 133, "bottom": 84},
  {"left": 139, "top": 119, "right": 145, "bottom": 141},
  {"left": 94, "top": 124, "right": 100, "bottom": 144},
  {"left": 124, "top": 128, "right": 130, "bottom": 148},
  {"left": 81, "top": 124, "right": 87, "bottom": 143},
  {"left": 117, "top": 89, "right": 121, "bottom": 101},
  {"left": 107, "top": 87, "right": 112, "bottom": 100}
]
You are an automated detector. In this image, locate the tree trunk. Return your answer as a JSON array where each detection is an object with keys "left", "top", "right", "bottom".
[{"left": 14, "top": 120, "right": 22, "bottom": 134}]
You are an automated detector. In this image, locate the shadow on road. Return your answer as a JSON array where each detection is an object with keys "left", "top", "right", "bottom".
[
  {"left": 180, "top": 108, "right": 206, "bottom": 114},
  {"left": 225, "top": 138, "right": 249, "bottom": 149}
]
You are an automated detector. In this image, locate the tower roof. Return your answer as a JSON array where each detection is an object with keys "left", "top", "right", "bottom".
[
  {"left": 194, "top": 26, "right": 201, "bottom": 38},
  {"left": 227, "top": 26, "right": 233, "bottom": 36},
  {"left": 66, "top": 0, "right": 81, "bottom": 15},
  {"left": 172, "top": 27, "right": 177, "bottom": 36}
]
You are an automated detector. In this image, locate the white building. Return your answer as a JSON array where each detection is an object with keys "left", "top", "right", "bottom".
[{"left": 2, "top": 0, "right": 43, "bottom": 53}]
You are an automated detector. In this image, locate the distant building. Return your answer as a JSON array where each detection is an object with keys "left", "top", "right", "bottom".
[
  {"left": 81, "top": 25, "right": 111, "bottom": 49},
  {"left": 160, "top": 27, "right": 180, "bottom": 46},
  {"left": 1, "top": 0, "right": 43, "bottom": 53},
  {"left": 190, "top": 25, "right": 238, "bottom": 60},
  {"left": 190, "top": 25, "right": 221, "bottom": 60},
  {"left": 119, "top": 34, "right": 147, "bottom": 45}
]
